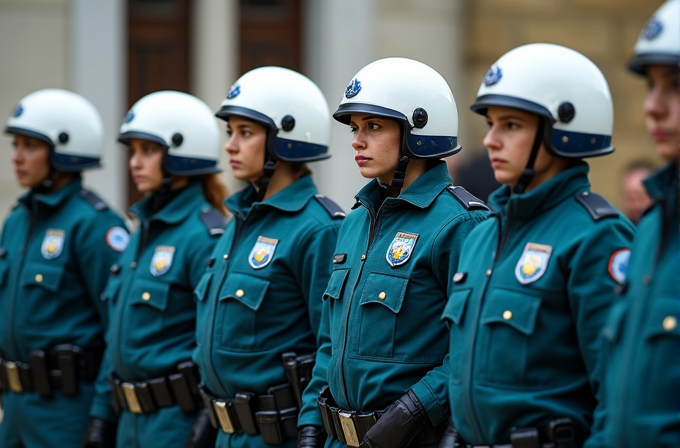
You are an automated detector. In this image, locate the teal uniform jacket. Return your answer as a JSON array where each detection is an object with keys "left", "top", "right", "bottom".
[
  {"left": 444, "top": 163, "right": 635, "bottom": 446},
  {"left": 0, "top": 177, "right": 126, "bottom": 448},
  {"left": 298, "top": 162, "right": 489, "bottom": 438},
  {"left": 596, "top": 162, "right": 680, "bottom": 448},
  {"left": 91, "top": 182, "right": 225, "bottom": 447},
  {"left": 193, "top": 175, "right": 342, "bottom": 448}
]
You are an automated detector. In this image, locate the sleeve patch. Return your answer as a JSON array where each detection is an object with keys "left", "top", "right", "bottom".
[
  {"left": 106, "top": 226, "right": 130, "bottom": 252},
  {"left": 608, "top": 248, "right": 631, "bottom": 285}
]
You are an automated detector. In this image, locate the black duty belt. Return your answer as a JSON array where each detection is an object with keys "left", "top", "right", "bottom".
[
  {"left": 0, "top": 345, "right": 103, "bottom": 397},
  {"left": 110, "top": 361, "right": 200, "bottom": 415},
  {"left": 317, "top": 385, "right": 445, "bottom": 448},
  {"left": 459, "top": 418, "right": 581, "bottom": 448},
  {"left": 199, "top": 383, "right": 299, "bottom": 445}
]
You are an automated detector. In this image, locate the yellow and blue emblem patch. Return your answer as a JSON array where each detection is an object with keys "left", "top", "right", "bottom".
[
  {"left": 41, "top": 229, "right": 65, "bottom": 259},
  {"left": 515, "top": 242, "right": 552, "bottom": 285},
  {"left": 386, "top": 231, "right": 419, "bottom": 267},
  {"left": 249, "top": 236, "right": 278, "bottom": 269},
  {"left": 150, "top": 246, "right": 175, "bottom": 277}
]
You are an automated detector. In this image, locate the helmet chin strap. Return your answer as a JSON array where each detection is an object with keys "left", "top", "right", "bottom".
[
  {"left": 383, "top": 126, "right": 412, "bottom": 198},
  {"left": 253, "top": 131, "right": 277, "bottom": 203},
  {"left": 513, "top": 118, "right": 545, "bottom": 195}
]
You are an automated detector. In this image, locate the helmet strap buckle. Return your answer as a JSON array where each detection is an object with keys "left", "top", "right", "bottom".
[{"left": 385, "top": 155, "right": 411, "bottom": 198}]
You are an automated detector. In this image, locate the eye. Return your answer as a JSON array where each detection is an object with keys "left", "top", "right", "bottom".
[
  {"left": 226, "top": 128, "right": 233, "bottom": 137},
  {"left": 485, "top": 120, "right": 493, "bottom": 129},
  {"left": 241, "top": 130, "right": 252, "bottom": 137},
  {"left": 368, "top": 122, "right": 381, "bottom": 131},
  {"left": 349, "top": 125, "right": 358, "bottom": 134},
  {"left": 507, "top": 121, "right": 520, "bottom": 130}
]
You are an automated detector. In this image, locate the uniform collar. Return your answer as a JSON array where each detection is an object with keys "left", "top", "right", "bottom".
[
  {"left": 21, "top": 176, "right": 83, "bottom": 209},
  {"left": 226, "top": 174, "right": 318, "bottom": 215},
  {"left": 130, "top": 181, "right": 202, "bottom": 224},
  {"left": 643, "top": 161, "right": 679, "bottom": 219},
  {"left": 353, "top": 161, "right": 452, "bottom": 212},
  {"left": 489, "top": 162, "right": 591, "bottom": 219}
]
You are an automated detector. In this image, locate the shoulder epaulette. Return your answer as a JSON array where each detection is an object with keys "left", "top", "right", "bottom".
[
  {"left": 446, "top": 186, "right": 489, "bottom": 211},
  {"left": 314, "top": 195, "right": 346, "bottom": 219},
  {"left": 575, "top": 191, "right": 619, "bottom": 221},
  {"left": 80, "top": 190, "right": 108, "bottom": 211},
  {"left": 199, "top": 208, "right": 227, "bottom": 235}
]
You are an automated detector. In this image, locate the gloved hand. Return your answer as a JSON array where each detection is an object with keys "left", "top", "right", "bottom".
[
  {"left": 361, "top": 389, "right": 429, "bottom": 448},
  {"left": 437, "top": 419, "right": 461, "bottom": 448},
  {"left": 297, "top": 425, "right": 326, "bottom": 448},
  {"left": 185, "top": 407, "right": 218, "bottom": 448},
  {"left": 81, "top": 418, "right": 117, "bottom": 448}
]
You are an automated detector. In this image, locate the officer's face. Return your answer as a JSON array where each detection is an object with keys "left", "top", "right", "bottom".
[
  {"left": 11, "top": 134, "right": 50, "bottom": 188},
  {"left": 484, "top": 106, "right": 568, "bottom": 191},
  {"left": 349, "top": 114, "right": 401, "bottom": 183},
  {"left": 643, "top": 65, "right": 680, "bottom": 161},
  {"left": 128, "top": 139, "right": 165, "bottom": 193},
  {"left": 225, "top": 116, "right": 267, "bottom": 183}
]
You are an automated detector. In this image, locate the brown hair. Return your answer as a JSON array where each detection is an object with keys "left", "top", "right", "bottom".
[
  {"left": 200, "top": 173, "right": 229, "bottom": 216},
  {"left": 290, "top": 162, "right": 311, "bottom": 180}
]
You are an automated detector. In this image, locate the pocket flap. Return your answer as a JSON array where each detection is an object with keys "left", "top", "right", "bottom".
[
  {"left": 602, "top": 301, "right": 627, "bottom": 343},
  {"left": 193, "top": 272, "right": 214, "bottom": 302},
  {"left": 359, "top": 273, "right": 408, "bottom": 314},
  {"left": 130, "top": 278, "right": 170, "bottom": 311},
  {"left": 442, "top": 289, "right": 472, "bottom": 325},
  {"left": 323, "top": 269, "right": 349, "bottom": 301},
  {"left": 21, "top": 262, "right": 65, "bottom": 292},
  {"left": 101, "top": 277, "right": 122, "bottom": 302},
  {"left": 643, "top": 298, "right": 680, "bottom": 339},
  {"left": 481, "top": 288, "right": 541, "bottom": 336},
  {"left": 219, "top": 272, "right": 269, "bottom": 311}
]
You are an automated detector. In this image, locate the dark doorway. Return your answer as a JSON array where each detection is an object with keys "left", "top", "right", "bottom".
[{"left": 126, "top": 0, "right": 191, "bottom": 206}]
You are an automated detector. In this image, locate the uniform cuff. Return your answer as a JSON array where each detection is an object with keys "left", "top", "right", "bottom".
[
  {"left": 297, "top": 405, "right": 324, "bottom": 428},
  {"left": 411, "top": 381, "right": 446, "bottom": 427},
  {"left": 90, "top": 395, "right": 117, "bottom": 423}
]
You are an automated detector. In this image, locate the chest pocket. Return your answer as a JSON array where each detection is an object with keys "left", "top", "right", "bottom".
[
  {"left": 324, "top": 269, "right": 350, "bottom": 348},
  {"left": 21, "top": 262, "right": 66, "bottom": 326},
  {"left": 217, "top": 272, "right": 270, "bottom": 351},
  {"left": 480, "top": 288, "right": 541, "bottom": 384},
  {"left": 125, "top": 278, "right": 170, "bottom": 348},
  {"left": 442, "top": 289, "right": 472, "bottom": 384},
  {"left": 21, "top": 262, "right": 65, "bottom": 292},
  {"left": 356, "top": 273, "right": 408, "bottom": 359}
]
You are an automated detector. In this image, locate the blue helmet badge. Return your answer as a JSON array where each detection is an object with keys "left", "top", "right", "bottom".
[
  {"left": 484, "top": 65, "right": 503, "bottom": 87},
  {"left": 644, "top": 17, "right": 663, "bottom": 41},
  {"left": 123, "top": 111, "right": 135, "bottom": 123},
  {"left": 345, "top": 78, "right": 362, "bottom": 99},
  {"left": 226, "top": 84, "right": 241, "bottom": 99},
  {"left": 12, "top": 103, "right": 24, "bottom": 118}
]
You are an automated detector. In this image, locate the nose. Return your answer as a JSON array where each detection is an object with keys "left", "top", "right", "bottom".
[
  {"left": 11, "top": 145, "right": 23, "bottom": 165},
  {"left": 483, "top": 125, "right": 501, "bottom": 151},
  {"left": 643, "top": 85, "right": 666, "bottom": 122},
  {"left": 351, "top": 129, "right": 366, "bottom": 151},
  {"left": 225, "top": 134, "right": 238, "bottom": 154},
  {"left": 129, "top": 150, "right": 141, "bottom": 170}
]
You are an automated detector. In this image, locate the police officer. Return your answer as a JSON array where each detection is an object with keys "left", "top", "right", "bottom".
[
  {"left": 0, "top": 89, "right": 127, "bottom": 448},
  {"left": 298, "top": 58, "right": 489, "bottom": 448},
  {"left": 440, "top": 44, "right": 635, "bottom": 448},
  {"left": 191, "top": 67, "right": 342, "bottom": 448},
  {"left": 596, "top": 1, "right": 680, "bottom": 446},
  {"left": 81, "top": 91, "right": 228, "bottom": 448}
]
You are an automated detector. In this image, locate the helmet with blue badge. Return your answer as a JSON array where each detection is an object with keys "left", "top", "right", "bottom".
[
  {"left": 471, "top": 43, "right": 614, "bottom": 193},
  {"left": 5, "top": 88, "right": 104, "bottom": 172},
  {"left": 628, "top": 0, "right": 680, "bottom": 75},
  {"left": 119, "top": 90, "right": 222, "bottom": 176}
]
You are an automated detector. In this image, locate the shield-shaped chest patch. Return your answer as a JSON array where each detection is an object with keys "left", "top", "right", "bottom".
[
  {"left": 515, "top": 243, "right": 552, "bottom": 285},
  {"left": 386, "top": 232, "right": 419, "bottom": 267},
  {"left": 41, "top": 229, "right": 65, "bottom": 259},
  {"left": 249, "top": 236, "right": 278, "bottom": 269},
  {"left": 150, "top": 246, "right": 175, "bottom": 277}
]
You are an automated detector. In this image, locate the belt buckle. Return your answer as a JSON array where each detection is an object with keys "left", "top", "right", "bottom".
[
  {"left": 213, "top": 400, "right": 235, "bottom": 434},
  {"left": 339, "top": 411, "right": 360, "bottom": 448},
  {"left": 122, "top": 383, "right": 143, "bottom": 414},
  {"left": 4, "top": 361, "right": 22, "bottom": 393}
]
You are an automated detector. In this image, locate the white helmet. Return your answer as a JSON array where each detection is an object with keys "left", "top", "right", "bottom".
[
  {"left": 119, "top": 91, "right": 221, "bottom": 176},
  {"left": 216, "top": 66, "right": 331, "bottom": 162},
  {"left": 5, "top": 88, "right": 104, "bottom": 172},
  {"left": 471, "top": 43, "right": 614, "bottom": 159},
  {"left": 629, "top": 0, "right": 680, "bottom": 74},
  {"left": 334, "top": 57, "right": 461, "bottom": 160}
]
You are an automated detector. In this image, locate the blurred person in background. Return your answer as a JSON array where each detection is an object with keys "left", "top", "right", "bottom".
[{"left": 620, "top": 159, "right": 655, "bottom": 225}]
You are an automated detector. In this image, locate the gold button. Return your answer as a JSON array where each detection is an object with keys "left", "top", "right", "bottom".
[
  {"left": 663, "top": 316, "right": 677, "bottom": 332},
  {"left": 223, "top": 254, "right": 229, "bottom": 260},
  {"left": 486, "top": 269, "right": 492, "bottom": 276},
  {"left": 142, "top": 292, "right": 151, "bottom": 301},
  {"left": 35, "top": 274, "right": 43, "bottom": 283},
  {"left": 361, "top": 255, "right": 366, "bottom": 261},
  {"left": 378, "top": 292, "right": 386, "bottom": 300},
  {"left": 235, "top": 289, "right": 245, "bottom": 298},
  {"left": 503, "top": 310, "right": 513, "bottom": 320}
]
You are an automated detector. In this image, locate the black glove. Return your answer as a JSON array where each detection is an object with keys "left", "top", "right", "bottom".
[
  {"left": 437, "top": 419, "right": 461, "bottom": 448},
  {"left": 81, "top": 418, "right": 117, "bottom": 448},
  {"left": 297, "top": 425, "right": 326, "bottom": 448},
  {"left": 361, "top": 389, "right": 429, "bottom": 448},
  {"left": 185, "top": 407, "right": 218, "bottom": 448}
]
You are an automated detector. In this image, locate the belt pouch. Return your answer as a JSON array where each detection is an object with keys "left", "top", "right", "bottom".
[
  {"left": 353, "top": 414, "right": 378, "bottom": 442},
  {"left": 28, "top": 350, "right": 52, "bottom": 398},
  {"left": 81, "top": 348, "right": 104, "bottom": 381},
  {"left": 0, "top": 358, "right": 7, "bottom": 391},
  {"left": 177, "top": 361, "right": 200, "bottom": 396},
  {"left": 296, "top": 354, "right": 315, "bottom": 399},
  {"left": 169, "top": 372, "right": 196, "bottom": 413},
  {"left": 55, "top": 345, "right": 79, "bottom": 396},
  {"left": 510, "top": 427, "right": 540, "bottom": 448},
  {"left": 149, "top": 377, "right": 174, "bottom": 408},
  {"left": 135, "top": 382, "right": 157, "bottom": 413},
  {"left": 17, "top": 362, "right": 33, "bottom": 392},
  {"left": 256, "top": 410, "right": 284, "bottom": 445},
  {"left": 330, "top": 408, "right": 347, "bottom": 445},
  {"left": 317, "top": 388, "right": 337, "bottom": 439},
  {"left": 233, "top": 392, "right": 258, "bottom": 435},
  {"left": 279, "top": 407, "right": 299, "bottom": 439},
  {"left": 112, "top": 377, "right": 128, "bottom": 410},
  {"left": 269, "top": 384, "right": 296, "bottom": 410},
  {"left": 281, "top": 352, "right": 300, "bottom": 404},
  {"left": 198, "top": 386, "right": 218, "bottom": 429},
  {"left": 108, "top": 375, "right": 121, "bottom": 413}
]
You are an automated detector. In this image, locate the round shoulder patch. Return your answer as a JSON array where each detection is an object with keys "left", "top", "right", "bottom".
[
  {"left": 106, "top": 226, "right": 130, "bottom": 252},
  {"left": 608, "top": 248, "right": 631, "bottom": 285}
]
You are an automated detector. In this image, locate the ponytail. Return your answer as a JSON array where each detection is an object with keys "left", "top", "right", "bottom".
[{"left": 200, "top": 173, "right": 229, "bottom": 217}]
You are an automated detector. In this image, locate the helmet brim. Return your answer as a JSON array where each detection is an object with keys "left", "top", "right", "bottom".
[
  {"left": 215, "top": 105, "right": 277, "bottom": 131},
  {"left": 627, "top": 53, "right": 680, "bottom": 75},
  {"left": 4, "top": 126, "right": 54, "bottom": 146},
  {"left": 333, "top": 103, "right": 407, "bottom": 125},
  {"left": 118, "top": 131, "right": 168, "bottom": 148},
  {"left": 470, "top": 94, "right": 554, "bottom": 122}
]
